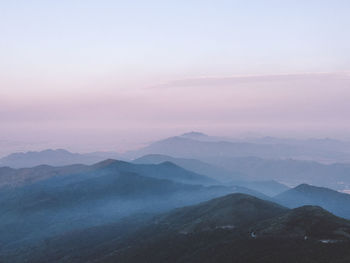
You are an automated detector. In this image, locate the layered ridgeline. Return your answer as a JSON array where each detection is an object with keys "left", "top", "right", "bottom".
[
  {"left": 0, "top": 159, "right": 216, "bottom": 188},
  {"left": 3, "top": 133, "right": 350, "bottom": 190},
  {"left": 135, "top": 154, "right": 350, "bottom": 192},
  {"left": 125, "top": 132, "right": 350, "bottom": 163},
  {"left": 6, "top": 149, "right": 350, "bottom": 192},
  {"left": 206, "top": 156, "right": 350, "bottom": 191},
  {"left": 10, "top": 193, "right": 350, "bottom": 263},
  {"left": 4, "top": 134, "right": 350, "bottom": 169},
  {"left": 134, "top": 154, "right": 350, "bottom": 192},
  {"left": 275, "top": 184, "right": 350, "bottom": 219},
  {"left": 0, "top": 163, "right": 90, "bottom": 188},
  {"left": 126, "top": 133, "right": 350, "bottom": 190},
  {"left": 134, "top": 154, "right": 289, "bottom": 196},
  {"left": 133, "top": 153, "right": 245, "bottom": 181},
  {"left": 0, "top": 159, "right": 270, "bottom": 254}
]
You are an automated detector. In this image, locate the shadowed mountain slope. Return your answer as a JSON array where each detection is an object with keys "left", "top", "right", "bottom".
[
  {"left": 275, "top": 184, "right": 350, "bottom": 219},
  {"left": 253, "top": 205, "right": 350, "bottom": 240},
  {"left": 97, "top": 194, "right": 350, "bottom": 263},
  {"left": 153, "top": 193, "right": 287, "bottom": 233}
]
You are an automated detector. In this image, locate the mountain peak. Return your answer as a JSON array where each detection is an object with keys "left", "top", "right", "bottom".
[
  {"left": 180, "top": 131, "right": 208, "bottom": 138},
  {"left": 294, "top": 183, "right": 314, "bottom": 190},
  {"left": 156, "top": 193, "right": 288, "bottom": 233},
  {"left": 293, "top": 183, "right": 337, "bottom": 194},
  {"left": 92, "top": 159, "right": 123, "bottom": 168}
]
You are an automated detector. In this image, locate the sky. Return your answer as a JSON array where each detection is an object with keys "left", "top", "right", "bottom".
[{"left": 1, "top": 0, "right": 350, "bottom": 156}]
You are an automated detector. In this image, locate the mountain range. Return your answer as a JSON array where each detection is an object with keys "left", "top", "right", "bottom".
[
  {"left": 3, "top": 132, "right": 350, "bottom": 191},
  {"left": 134, "top": 154, "right": 289, "bottom": 196},
  {"left": 133, "top": 154, "right": 245, "bottom": 181},
  {"left": 0, "top": 159, "right": 270, "bottom": 253},
  {"left": 206, "top": 156, "right": 350, "bottom": 190},
  {"left": 0, "top": 158, "right": 215, "bottom": 189},
  {"left": 2, "top": 133, "right": 350, "bottom": 262},
  {"left": 124, "top": 132, "right": 350, "bottom": 163}
]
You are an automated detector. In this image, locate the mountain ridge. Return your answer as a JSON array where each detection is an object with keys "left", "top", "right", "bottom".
[{"left": 275, "top": 183, "right": 350, "bottom": 219}]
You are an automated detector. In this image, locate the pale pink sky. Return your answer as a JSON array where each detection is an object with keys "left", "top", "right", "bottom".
[
  {"left": 1, "top": 1, "right": 350, "bottom": 155},
  {"left": 1, "top": 72, "right": 350, "bottom": 156}
]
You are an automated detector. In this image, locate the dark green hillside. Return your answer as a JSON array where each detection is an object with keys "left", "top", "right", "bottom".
[
  {"left": 253, "top": 205, "right": 350, "bottom": 240},
  {"left": 154, "top": 193, "right": 287, "bottom": 233},
  {"left": 95, "top": 194, "right": 350, "bottom": 263}
]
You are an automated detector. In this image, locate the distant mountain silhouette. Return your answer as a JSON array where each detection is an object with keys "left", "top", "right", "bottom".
[
  {"left": 133, "top": 154, "right": 245, "bottom": 181},
  {"left": 275, "top": 184, "right": 350, "bottom": 219},
  {"left": 207, "top": 156, "right": 350, "bottom": 190},
  {"left": 3, "top": 135, "right": 350, "bottom": 190},
  {"left": 180, "top": 131, "right": 209, "bottom": 139},
  {"left": 126, "top": 134, "right": 350, "bottom": 189},
  {"left": 134, "top": 154, "right": 289, "bottom": 196},
  {"left": 124, "top": 133, "right": 350, "bottom": 163},
  {"left": 124, "top": 136, "right": 299, "bottom": 159}
]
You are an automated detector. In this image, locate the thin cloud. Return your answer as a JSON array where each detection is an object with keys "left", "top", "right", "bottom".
[{"left": 150, "top": 72, "right": 350, "bottom": 89}]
